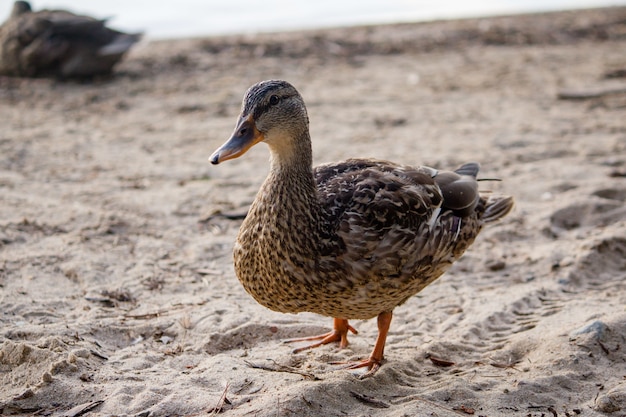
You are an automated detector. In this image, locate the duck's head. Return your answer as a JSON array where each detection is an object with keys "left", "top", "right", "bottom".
[
  {"left": 210, "top": 80, "right": 309, "bottom": 165},
  {"left": 11, "top": 1, "right": 32, "bottom": 18}
]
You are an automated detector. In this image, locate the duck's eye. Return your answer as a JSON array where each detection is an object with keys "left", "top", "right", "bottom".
[{"left": 269, "top": 95, "right": 280, "bottom": 106}]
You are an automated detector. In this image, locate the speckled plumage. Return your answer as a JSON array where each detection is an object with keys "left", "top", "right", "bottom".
[
  {"left": 233, "top": 156, "right": 512, "bottom": 319},
  {"left": 211, "top": 79, "right": 514, "bottom": 375}
]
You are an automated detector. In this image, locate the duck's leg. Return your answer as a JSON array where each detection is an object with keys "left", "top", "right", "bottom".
[
  {"left": 338, "top": 311, "right": 393, "bottom": 377},
  {"left": 286, "top": 318, "right": 358, "bottom": 353}
]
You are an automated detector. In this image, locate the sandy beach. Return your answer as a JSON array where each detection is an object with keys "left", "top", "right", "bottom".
[{"left": 1, "top": 7, "right": 626, "bottom": 416}]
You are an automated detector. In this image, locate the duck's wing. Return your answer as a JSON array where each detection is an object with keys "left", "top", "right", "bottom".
[
  {"left": 315, "top": 158, "right": 442, "bottom": 229},
  {"left": 315, "top": 158, "right": 471, "bottom": 280},
  {"left": 37, "top": 10, "right": 141, "bottom": 55}
]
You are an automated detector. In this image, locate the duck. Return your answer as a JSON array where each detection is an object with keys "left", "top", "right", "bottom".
[
  {"left": 210, "top": 80, "right": 514, "bottom": 377},
  {"left": 0, "top": 1, "right": 141, "bottom": 78}
]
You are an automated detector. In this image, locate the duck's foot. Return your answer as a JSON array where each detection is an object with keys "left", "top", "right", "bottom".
[
  {"left": 334, "top": 311, "right": 393, "bottom": 378},
  {"left": 285, "top": 318, "right": 358, "bottom": 353},
  {"left": 331, "top": 356, "right": 383, "bottom": 379}
]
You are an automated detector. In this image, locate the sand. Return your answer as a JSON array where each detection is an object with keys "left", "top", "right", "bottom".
[{"left": 1, "top": 7, "right": 626, "bottom": 417}]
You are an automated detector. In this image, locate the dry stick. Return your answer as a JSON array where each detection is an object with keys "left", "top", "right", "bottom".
[
  {"left": 393, "top": 395, "right": 480, "bottom": 416},
  {"left": 557, "top": 85, "right": 626, "bottom": 100},
  {"left": 89, "top": 350, "right": 109, "bottom": 361},
  {"left": 63, "top": 400, "right": 104, "bottom": 417},
  {"left": 414, "top": 397, "right": 479, "bottom": 416},
  {"left": 124, "top": 302, "right": 202, "bottom": 320},
  {"left": 489, "top": 359, "right": 522, "bottom": 371},
  {"left": 349, "top": 391, "right": 390, "bottom": 408},
  {"left": 124, "top": 311, "right": 164, "bottom": 319},
  {"left": 427, "top": 354, "right": 455, "bottom": 367},
  {"left": 208, "top": 383, "right": 230, "bottom": 416},
  {"left": 244, "top": 360, "right": 320, "bottom": 380}
]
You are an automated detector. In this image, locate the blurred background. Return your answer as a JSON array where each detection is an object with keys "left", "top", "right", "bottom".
[{"left": 1, "top": 0, "right": 623, "bottom": 39}]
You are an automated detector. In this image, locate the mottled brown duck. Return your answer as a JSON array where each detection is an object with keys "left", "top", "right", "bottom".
[
  {"left": 210, "top": 80, "right": 514, "bottom": 377},
  {"left": 0, "top": 1, "right": 141, "bottom": 78}
]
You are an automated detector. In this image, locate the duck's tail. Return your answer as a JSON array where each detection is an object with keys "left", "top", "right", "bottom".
[
  {"left": 482, "top": 195, "right": 514, "bottom": 223},
  {"left": 99, "top": 32, "right": 143, "bottom": 56},
  {"left": 454, "top": 162, "right": 480, "bottom": 178}
]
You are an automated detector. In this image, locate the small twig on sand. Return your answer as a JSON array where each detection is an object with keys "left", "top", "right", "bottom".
[
  {"left": 244, "top": 360, "right": 320, "bottom": 380},
  {"left": 426, "top": 354, "right": 456, "bottom": 367},
  {"left": 124, "top": 311, "right": 164, "bottom": 319},
  {"left": 124, "top": 303, "right": 200, "bottom": 320},
  {"left": 489, "top": 361, "right": 521, "bottom": 371},
  {"left": 452, "top": 404, "right": 476, "bottom": 415},
  {"left": 63, "top": 400, "right": 104, "bottom": 417},
  {"left": 208, "top": 383, "right": 230, "bottom": 415},
  {"left": 349, "top": 391, "right": 390, "bottom": 408},
  {"left": 557, "top": 85, "right": 626, "bottom": 100}
]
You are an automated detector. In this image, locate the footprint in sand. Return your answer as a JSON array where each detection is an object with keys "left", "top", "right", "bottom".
[
  {"left": 204, "top": 322, "right": 322, "bottom": 355},
  {"left": 564, "top": 236, "right": 626, "bottom": 289},
  {"left": 0, "top": 337, "right": 100, "bottom": 410},
  {"left": 549, "top": 187, "right": 626, "bottom": 232}
]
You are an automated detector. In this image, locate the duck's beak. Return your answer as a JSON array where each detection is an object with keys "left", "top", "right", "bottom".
[{"left": 210, "top": 115, "right": 263, "bottom": 164}]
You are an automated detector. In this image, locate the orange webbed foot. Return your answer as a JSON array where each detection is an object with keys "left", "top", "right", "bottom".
[
  {"left": 285, "top": 318, "right": 357, "bottom": 353},
  {"left": 333, "top": 311, "right": 393, "bottom": 378},
  {"left": 286, "top": 311, "right": 393, "bottom": 378},
  {"left": 331, "top": 356, "right": 383, "bottom": 378}
]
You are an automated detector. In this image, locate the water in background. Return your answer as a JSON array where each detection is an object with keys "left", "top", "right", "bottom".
[{"left": 0, "top": 0, "right": 622, "bottom": 39}]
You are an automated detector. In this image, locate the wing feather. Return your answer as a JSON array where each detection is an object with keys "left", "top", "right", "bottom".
[{"left": 314, "top": 159, "right": 446, "bottom": 282}]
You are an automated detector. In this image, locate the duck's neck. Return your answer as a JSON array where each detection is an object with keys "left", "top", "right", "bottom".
[
  {"left": 256, "top": 132, "right": 320, "bottom": 235},
  {"left": 267, "top": 131, "right": 313, "bottom": 175}
]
